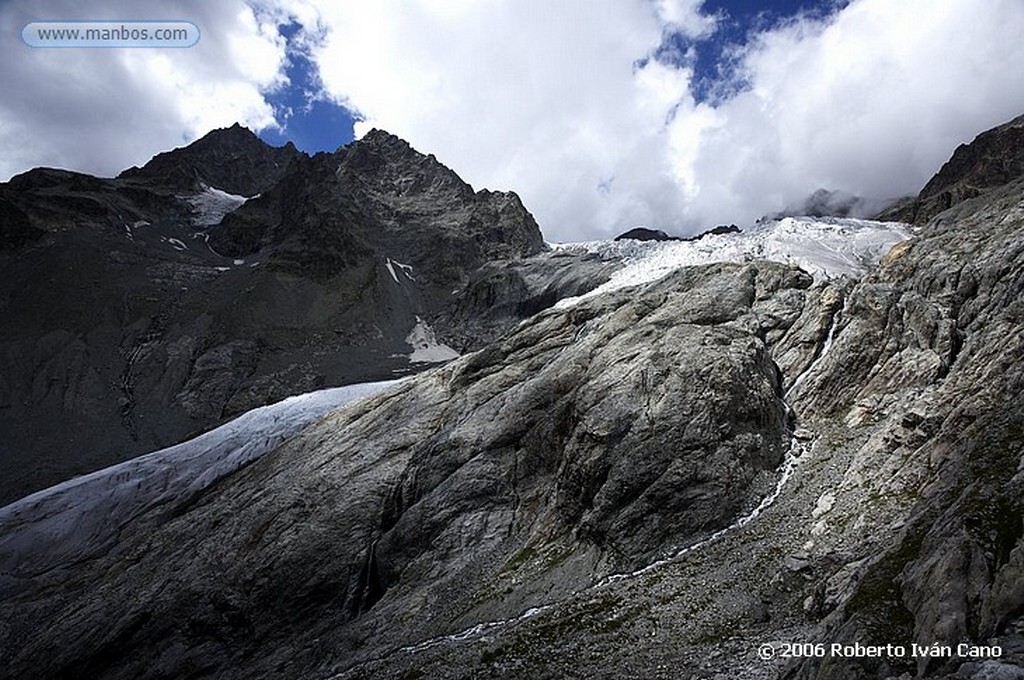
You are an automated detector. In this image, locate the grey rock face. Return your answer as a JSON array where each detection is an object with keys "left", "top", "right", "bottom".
[
  {"left": 209, "top": 129, "right": 545, "bottom": 280},
  {"left": 4, "top": 114, "right": 1024, "bottom": 680},
  {"left": 0, "top": 127, "right": 552, "bottom": 505},
  {"left": 435, "top": 249, "right": 620, "bottom": 350},
  {"left": 878, "top": 113, "right": 1024, "bottom": 225},
  {"left": 0, "top": 197, "right": 42, "bottom": 250},
  {"left": 0, "top": 261, "right": 808, "bottom": 679},
  {"left": 782, "top": 177, "right": 1024, "bottom": 680}
]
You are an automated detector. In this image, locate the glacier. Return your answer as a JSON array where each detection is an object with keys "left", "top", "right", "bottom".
[
  {"left": 0, "top": 379, "right": 401, "bottom": 578},
  {"left": 552, "top": 216, "right": 912, "bottom": 308},
  {"left": 184, "top": 184, "right": 250, "bottom": 227},
  {"left": 0, "top": 216, "right": 910, "bottom": 581}
]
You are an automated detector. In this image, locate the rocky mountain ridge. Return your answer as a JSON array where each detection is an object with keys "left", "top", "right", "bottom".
[
  {"left": 0, "top": 126, "right": 601, "bottom": 505},
  {"left": 119, "top": 122, "right": 301, "bottom": 197},
  {"left": 880, "top": 113, "right": 1024, "bottom": 225},
  {"left": 2, "top": 113, "right": 1024, "bottom": 679}
]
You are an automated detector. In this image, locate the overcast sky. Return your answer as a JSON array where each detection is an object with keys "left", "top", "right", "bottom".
[{"left": 3, "top": 0, "right": 1024, "bottom": 241}]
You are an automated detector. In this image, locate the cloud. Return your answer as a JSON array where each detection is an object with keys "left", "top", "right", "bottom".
[
  {"left": 3, "top": 0, "right": 1024, "bottom": 243},
  {"left": 304, "top": 0, "right": 701, "bottom": 241},
  {"left": 297, "top": 0, "right": 1024, "bottom": 240},
  {"left": 678, "top": 0, "right": 1024, "bottom": 228},
  {"left": 0, "top": 0, "right": 288, "bottom": 180}
]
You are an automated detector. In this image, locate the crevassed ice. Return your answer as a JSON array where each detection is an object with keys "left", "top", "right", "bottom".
[
  {"left": 553, "top": 217, "right": 912, "bottom": 308},
  {"left": 185, "top": 184, "right": 249, "bottom": 227},
  {"left": 0, "top": 379, "right": 401, "bottom": 577}
]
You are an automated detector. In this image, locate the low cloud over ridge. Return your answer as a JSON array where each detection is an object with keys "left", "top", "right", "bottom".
[
  {"left": 305, "top": 0, "right": 1024, "bottom": 240},
  {"left": 3, "top": 0, "right": 1024, "bottom": 241}
]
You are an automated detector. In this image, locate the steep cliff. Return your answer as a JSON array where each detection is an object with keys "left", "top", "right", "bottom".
[
  {"left": 2, "top": 114, "right": 1023, "bottom": 680},
  {"left": 0, "top": 127, "right": 554, "bottom": 505},
  {"left": 880, "top": 113, "right": 1024, "bottom": 225}
]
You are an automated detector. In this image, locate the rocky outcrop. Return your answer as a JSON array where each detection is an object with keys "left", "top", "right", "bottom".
[
  {"left": 0, "top": 260, "right": 815, "bottom": 680},
  {"left": 118, "top": 122, "right": 300, "bottom": 197},
  {"left": 880, "top": 113, "right": 1024, "bottom": 225},
  {"left": 692, "top": 224, "right": 741, "bottom": 239},
  {"left": 613, "top": 225, "right": 742, "bottom": 242},
  {"left": 0, "top": 127, "right": 554, "bottom": 505},
  {"left": 614, "top": 227, "right": 679, "bottom": 241},
  {"left": 435, "top": 249, "right": 620, "bottom": 350}
]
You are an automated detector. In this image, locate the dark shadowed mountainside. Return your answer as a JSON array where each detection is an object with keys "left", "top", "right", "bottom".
[
  {"left": 879, "top": 113, "right": 1024, "bottom": 225},
  {"left": 0, "top": 127, "right": 615, "bottom": 505}
]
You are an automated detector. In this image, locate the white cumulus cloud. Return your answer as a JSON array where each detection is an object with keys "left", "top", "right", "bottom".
[
  {"left": 3, "top": 0, "right": 1024, "bottom": 243},
  {"left": 0, "top": 0, "right": 288, "bottom": 180},
  {"left": 305, "top": 0, "right": 702, "bottom": 240},
  {"left": 677, "top": 0, "right": 1024, "bottom": 229},
  {"left": 297, "top": 0, "right": 1024, "bottom": 240}
]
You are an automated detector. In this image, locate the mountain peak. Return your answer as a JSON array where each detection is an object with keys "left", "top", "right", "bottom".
[
  {"left": 197, "top": 122, "right": 261, "bottom": 145},
  {"left": 346, "top": 128, "right": 429, "bottom": 164},
  {"left": 118, "top": 123, "right": 301, "bottom": 197},
  {"left": 360, "top": 127, "right": 403, "bottom": 144},
  {"left": 335, "top": 129, "right": 474, "bottom": 200},
  {"left": 884, "top": 110, "right": 1024, "bottom": 224},
  {"left": 768, "top": 188, "right": 891, "bottom": 220}
]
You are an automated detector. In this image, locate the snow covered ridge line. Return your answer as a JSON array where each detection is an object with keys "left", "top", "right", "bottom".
[
  {"left": 552, "top": 217, "right": 912, "bottom": 308},
  {"left": 0, "top": 379, "right": 402, "bottom": 578}
]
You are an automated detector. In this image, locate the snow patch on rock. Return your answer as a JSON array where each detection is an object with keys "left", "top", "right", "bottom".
[
  {"left": 385, "top": 257, "right": 416, "bottom": 284},
  {"left": 406, "top": 316, "right": 459, "bottom": 363}
]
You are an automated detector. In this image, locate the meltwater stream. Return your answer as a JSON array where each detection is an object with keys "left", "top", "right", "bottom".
[{"left": 333, "top": 301, "right": 849, "bottom": 675}]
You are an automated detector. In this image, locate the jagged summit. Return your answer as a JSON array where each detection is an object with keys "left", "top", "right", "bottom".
[
  {"left": 357, "top": 126, "right": 410, "bottom": 147},
  {"left": 0, "top": 119, "right": 551, "bottom": 505},
  {"left": 333, "top": 127, "right": 477, "bottom": 202},
  {"left": 882, "top": 112, "right": 1024, "bottom": 225},
  {"left": 118, "top": 123, "right": 300, "bottom": 197},
  {"left": 352, "top": 127, "right": 442, "bottom": 160}
]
